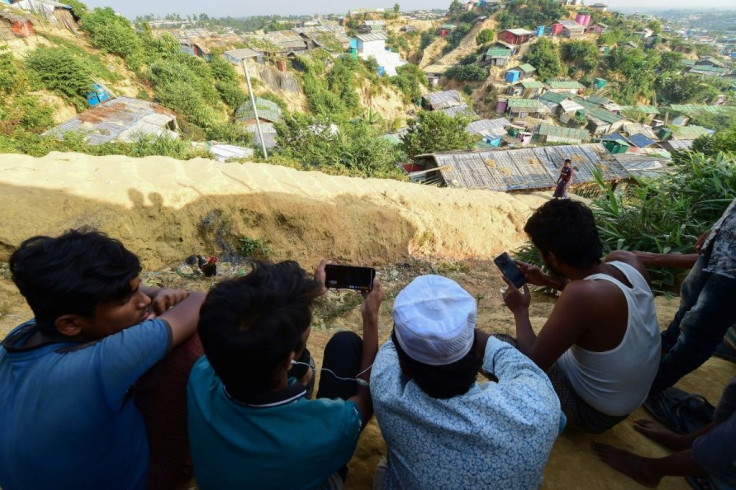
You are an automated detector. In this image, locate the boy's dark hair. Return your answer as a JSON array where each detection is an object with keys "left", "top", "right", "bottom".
[
  {"left": 197, "top": 261, "right": 319, "bottom": 400},
  {"left": 9, "top": 229, "right": 141, "bottom": 334},
  {"left": 392, "top": 330, "right": 482, "bottom": 399},
  {"left": 524, "top": 199, "right": 602, "bottom": 268}
]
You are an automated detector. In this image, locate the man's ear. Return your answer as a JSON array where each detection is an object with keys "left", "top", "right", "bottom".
[
  {"left": 547, "top": 252, "right": 561, "bottom": 269},
  {"left": 54, "top": 315, "right": 85, "bottom": 337}
]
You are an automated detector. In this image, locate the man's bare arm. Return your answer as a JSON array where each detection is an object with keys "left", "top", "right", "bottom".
[
  {"left": 630, "top": 251, "right": 699, "bottom": 269},
  {"left": 158, "top": 292, "right": 206, "bottom": 347},
  {"left": 503, "top": 279, "right": 590, "bottom": 370}
]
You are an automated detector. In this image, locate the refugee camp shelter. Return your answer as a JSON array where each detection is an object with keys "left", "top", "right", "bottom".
[
  {"left": 465, "top": 118, "right": 512, "bottom": 138},
  {"left": 483, "top": 47, "right": 513, "bottom": 66},
  {"left": 418, "top": 143, "right": 629, "bottom": 192},
  {"left": 497, "top": 28, "right": 533, "bottom": 46},
  {"left": 44, "top": 97, "right": 178, "bottom": 145},
  {"left": 0, "top": 10, "right": 33, "bottom": 38},
  {"left": 224, "top": 48, "right": 263, "bottom": 65},
  {"left": 536, "top": 123, "right": 590, "bottom": 144},
  {"left": 422, "top": 90, "right": 464, "bottom": 111},
  {"left": 355, "top": 32, "right": 387, "bottom": 56},
  {"left": 11, "top": 0, "right": 78, "bottom": 32},
  {"left": 235, "top": 98, "right": 282, "bottom": 126}
]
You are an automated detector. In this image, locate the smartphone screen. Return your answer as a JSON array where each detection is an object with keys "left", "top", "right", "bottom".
[
  {"left": 324, "top": 265, "right": 375, "bottom": 292},
  {"left": 493, "top": 252, "right": 527, "bottom": 288}
]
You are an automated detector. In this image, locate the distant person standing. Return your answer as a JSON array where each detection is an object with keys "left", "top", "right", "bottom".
[{"left": 553, "top": 159, "right": 573, "bottom": 199}]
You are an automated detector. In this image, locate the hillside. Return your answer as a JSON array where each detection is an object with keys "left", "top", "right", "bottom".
[{"left": 0, "top": 153, "right": 733, "bottom": 490}]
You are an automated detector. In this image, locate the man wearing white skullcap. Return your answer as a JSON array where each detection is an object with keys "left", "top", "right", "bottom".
[{"left": 370, "top": 275, "right": 563, "bottom": 490}]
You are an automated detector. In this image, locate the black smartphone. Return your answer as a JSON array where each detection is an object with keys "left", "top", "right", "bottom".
[
  {"left": 494, "top": 252, "right": 527, "bottom": 288},
  {"left": 324, "top": 265, "right": 375, "bottom": 292}
]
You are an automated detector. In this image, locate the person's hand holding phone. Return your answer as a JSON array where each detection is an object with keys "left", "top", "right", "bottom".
[
  {"left": 312, "top": 259, "right": 333, "bottom": 298},
  {"left": 360, "top": 277, "right": 383, "bottom": 325},
  {"left": 501, "top": 277, "right": 531, "bottom": 316},
  {"left": 514, "top": 260, "right": 549, "bottom": 287}
]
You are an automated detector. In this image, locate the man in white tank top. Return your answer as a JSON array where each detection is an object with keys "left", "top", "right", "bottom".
[{"left": 501, "top": 199, "right": 661, "bottom": 433}]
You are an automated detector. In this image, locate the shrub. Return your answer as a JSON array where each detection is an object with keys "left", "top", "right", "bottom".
[
  {"left": 239, "top": 237, "right": 272, "bottom": 259},
  {"left": 25, "top": 47, "right": 95, "bottom": 110},
  {"left": 81, "top": 7, "right": 145, "bottom": 70},
  {"left": 476, "top": 29, "right": 494, "bottom": 45},
  {"left": 401, "top": 111, "right": 474, "bottom": 158},
  {"left": 445, "top": 64, "right": 487, "bottom": 82},
  {"left": 390, "top": 63, "right": 428, "bottom": 101}
]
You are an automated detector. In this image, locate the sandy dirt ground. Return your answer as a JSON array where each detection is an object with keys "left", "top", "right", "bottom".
[{"left": 0, "top": 153, "right": 733, "bottom": 489}]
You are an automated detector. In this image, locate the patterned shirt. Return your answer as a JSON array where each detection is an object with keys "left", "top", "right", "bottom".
[
  {"left": 370, "top": 337, "right": 562, "bottom": 490},
  {"left": 702, "top": 198, "right": 736, "bottom": 280}
]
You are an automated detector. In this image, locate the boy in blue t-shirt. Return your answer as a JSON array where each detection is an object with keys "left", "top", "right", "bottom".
[
  {"left": 0, "top": 229, "right": 205, "bottom": 490},
  {"left": 188, "top": 260, "right": 382, "bottom": 490}
]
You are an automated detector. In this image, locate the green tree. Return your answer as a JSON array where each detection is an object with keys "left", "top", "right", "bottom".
[
  {"left": 401, "top": 111, "right": 474, "bottom": 158},
  {"left": 81, "top": 7, "right": 145, "bottom": 70},
  {"left": 448, "top": 0, "right": 463, "bottom": 16},
  {"left": 390, "top": 64, "right": 428, "bottom": 101},
  {"left": 655, "top": 74, "right": 718, "bottom": 104},
  {"left": 274, "top": 114, "right": 405, "bottom": 178},
  {"left": 445, "top": 64, "right": 487, "bottom": 81},
  {"left": 476, "top": 28, "right": 494, "bottom": 45},
  {"left": 658, "top": 51, "right": 683, "bottom": 73},
  {"left": 560, "top": 40, "right": 600, "bottom": 75},
  {"left": 523, "top": 38, "right": 562, "bottom": 81},
  {"left": 394, "top": 3, "right": 400, "bottom": 14},
  {"left": 25, "top": 47, "right": 95, "bottom": 110},
  {"left": 691, "top": 124, "right": 736, "bottom": 156}
]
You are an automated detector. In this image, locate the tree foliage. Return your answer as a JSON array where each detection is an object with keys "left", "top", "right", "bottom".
[
  {"left": 691, "top": 124, "right": 736, "bottom": 156},
  {"left": 81, "top": 7, "right": 144, "bottom": 70},
  {"left": 496, "top": 0, "right": 564, "bottom": 30},
  {"left": 390, "top": 64, "right": 428, "bottom": 101},
  {"left": 274, "top": 114, "right": 405, "bottom": 178},
  {"left": 476, "top": 28, "right": 494, "bottom": 45},
  {"left": 445, "top": 64, "right": 487, "bottom": 81},
  {"left": 655, "top": 74, "right": 718, "bottom": 104},
  {"left": 560, "top": 40, "right": 600, "bottom": 76},
  {"left": 605, "top": 46, "right": 659, "bottom": 104},
  {"left": 26, "top": 47, "right": 95, "bottom": 110},
  {"left": 523, "top": 38, "right": 562, "bottom": 81},
  {"left": 401, "top": 111, "right": 474, "bottom": 158}
]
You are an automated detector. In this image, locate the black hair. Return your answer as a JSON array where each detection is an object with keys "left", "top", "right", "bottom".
[
  {"left": 392, "top": 330, "right": 482, "bottom": 399},
  {"left": 564, "top": 159, "right": 571, "bottom": 163},
  {"left": 9, "top": 228, "right": 141, "bottom": 334},
  {"left": 524, "top": 199, "right": 602, "bottom": 268},
  {"left": 197, "top": 261, "right": 319, "bottom": 400}
]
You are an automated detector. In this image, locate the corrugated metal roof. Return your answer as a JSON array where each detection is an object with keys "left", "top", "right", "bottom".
[
  {"left": 600, "top": 133, "right": 629, "bottom": 143},
  {"left": 235, "top": 97, "right": 283, "bottom": 123},
  {"left": 620, "top": 105, "right": 661, "bottom": 114},
  {"left": 424, "top": 90, "right": 463, "bottom": 110},
  {"left": 588, "top": 108, "right": 624, "bottom": 125},
  {"left": 539, "top": 92, "right": 569, "bottom": 105},
  {"left": 670, "top": 125, "right": 710, "bottom": 139},
  {"left": 426, "top": 143, "right": 628, "bottom": 191},
  {"left": 518, "top": 63, "right": 535, "bottom": 73},
  {"left": 209, "top": 144, "right": 254, "bottom": 162},
  {"left": 613, "top": 154, "right": 669, "bottom": 173},
  {"left": 628, "top": 133, "right": 655, "bottom": 148},
  {"left": 43, "top": 97, "right": 176, "bottom": 145},
  {"left": 559, "top": 20, "right": 584, "bottom": 29},
  {"left": 520, "top": 80, "right": 544, "bottom": 88},
  {"left": 504, "top": 28, "right": 534, "bottom": 36},
  {"left": 507, "top": 98, "right": 546, "bottom": 110},
  {"left": 438, "top": 104, "right": 478, "bottom": 118},
  {"left": 224, "top": 48, "right": 260, "bottom": 59},
  {"left": 548, "top": 80, "right": 584, "bottom": 90},
  {"left": 668, "top": 104, "right": 735, "bottom": 115},
  {"left": 662, "top": 139, "right": 694, "bottom": 150},
  {"left": 538, "top": 123, "right": 590, "bottom": 141},
  {"left": 356, "top": 32, "right": 388, "bottom": 42},
  {"left": 466, "top": 118, "right": 512, "bottom": 136},
  {"left": 485, "top": 48, "right": 512, "bottom": 57},
  {"left": 586, "top": 95, "right": 611, "bottom": 105},
  {"left": 559, "top": 99, "right": 584, "bottom": 112}
]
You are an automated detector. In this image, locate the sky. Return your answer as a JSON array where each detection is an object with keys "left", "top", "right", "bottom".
[{"left": 81, "top": 0, "right": 736, "bottom": 19}]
